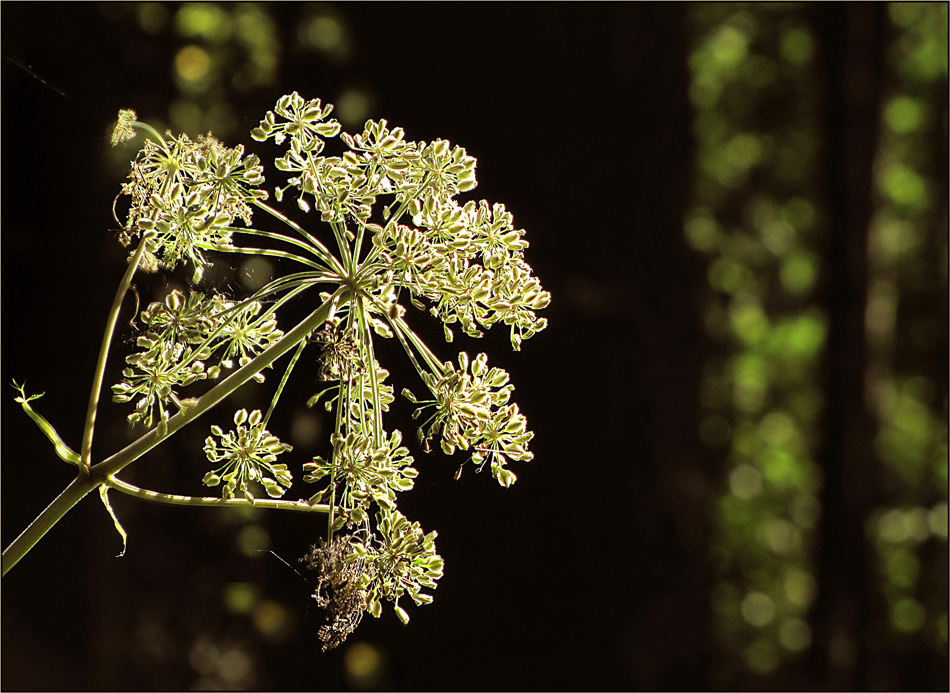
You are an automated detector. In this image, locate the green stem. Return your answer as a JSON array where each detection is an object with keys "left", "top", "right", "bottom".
[
  {"left": 252, "top": 200, "right": 346, "bottom": 276},
  {"left": 263, "top": 336, "right": 308, "bottom": 428},
  {"left": 80, "top": 238, "right": 150, "bottom": 470},
  {"left": 391, "top": 313, "right": 445, "bottom": 376},
  {"left": 330, "top": 216, "right": 354, "bottom": 273},
  {"left": 106, "top": 477, "right": 332, "bottom": 514},
  {"left": 198, "top": 240, "right": 327, "bottom": 272},
  {"left": 325, "top": 332, "right": 354, "bottom": 541},
  {"left": 225, "top": 226, "right": 331, "bottom": 262},
  {"left": 12, "top": 384, "right": 82, "bottom": 467},
  {"left": 358, "top": 299, "right": 384, "bottom": 446},
  {"left": 2, "top": 286, "right": 346, "bottom": 576},
  {"left": 2, "top": 474, "right": 96, "bottom": 576},
  {"left": 132, "top": 120, "right": 168, "bottom": 146}
]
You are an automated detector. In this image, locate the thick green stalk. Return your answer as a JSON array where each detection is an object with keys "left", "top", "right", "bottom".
[
  {"left": 1, "top": 474, "right": 98, "bottom": 576},
  {"left": 2, "top": 286, "right": 346, "bottom": 576}
]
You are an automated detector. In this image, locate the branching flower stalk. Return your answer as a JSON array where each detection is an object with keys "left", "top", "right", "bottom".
[{"left": 4, "top": 95, "right": 549, "bottom": 650}]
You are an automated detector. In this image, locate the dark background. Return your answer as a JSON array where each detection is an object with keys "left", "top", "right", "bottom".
[{"left": 2, "top": 3, "right": 946, "bottom": 691}]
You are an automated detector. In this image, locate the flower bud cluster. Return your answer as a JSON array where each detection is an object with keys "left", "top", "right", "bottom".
[
  {"left": 202, "top": 409, "right": 293, "bottom": 501},
  {"left": 303, "top": 429, "right": 417, "bottom": 518},
  {"left": 406, "top": 352, "right": 532, "bottom": 487},
  {"left": 349, "top": 508, "right": 444, "bottom": 625},
  {"left": 112, "top": 289, "right": 283, "bottom": 426},
  {"left": 118, "top": 131, "right": 266, "bottom": 281},
  {"left": 372, "top": 184, "right": 550, "bottom": 350},
  {"left": 248, "top": 92, "right": 549, "bottom": 349}
]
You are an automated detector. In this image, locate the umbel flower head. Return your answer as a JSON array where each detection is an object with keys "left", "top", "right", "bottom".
[
  {"left": 203, "top": 409, "right": 293, "bottom": 501},
  {"left": 109, "top": 92, "right": 549, "bottom": 644},
  {"left": 113, "top": 113, "right": 267, "bottom": 281}
]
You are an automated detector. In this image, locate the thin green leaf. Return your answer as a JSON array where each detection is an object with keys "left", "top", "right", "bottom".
[
  {"left": 99, "top": 485, "right": 128, "bottom": 557},
  {"left": 11, "top": 381, "right": 82, "bottom": 467}
]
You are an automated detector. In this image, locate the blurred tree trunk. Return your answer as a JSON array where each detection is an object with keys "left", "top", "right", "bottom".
[
  {"left": 598, "top": 5, "right": 716, "bottom": 688},
  {"left": 806, "top": 4, "right": 886, "bottom": 689}
]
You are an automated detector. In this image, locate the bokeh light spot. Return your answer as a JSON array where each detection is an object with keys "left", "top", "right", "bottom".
[
  {"left": 884, "top": 96, "right": 925, "bottom": 134},
  {"left": 217, "top": 647, "right": 252, "bottom": 685},
  {"left": 780, "top": 252, "right": 817, "bottom": 295},
  {"left": 782, "top": 197, "right": 816, "bottom": 231},
  {"left": 785, "top": 568, "right": 817, "bottom": 608},
  {"left": 176, "top": 3, "right": 232, "bottom": 42},
  {"left": 779, "top": 26, "right": 814, "bottom": 65},
  {"left": 175, "top": 44, "right": 211, "bottom": 84},
  {"left": 884, "top": 546, "right": 920, "bottom": 588},
  {"left": 779, "top": 617, "right": 812, "bottom": 651},
  {"left": 136, "top": 2, "right": 168, "bottom": 34},
  {"left": 877, "top": 217, "right": 920, "bottom": 257},
  {"left": 344, "top": 641, "right": 388, "bottom": 690},
  {"left": 759, "top": 411, "right": 797, "bottom": 447},
  {"left": 731, "top": 354, "right": 768, "bottom": 412},
  {"left": 298, "top": 8, "right": 353, "bottom": 64},
  {"left": 730, "top": 301, "right": 769, "bottom": 346},
  {"left": 761, "top": 447, "right": 804, "bottom": 490},
  {"left": 222, "top": 582, "right": 258, "bottom": 615},
  {"left": 253, "top": 599, "right": 290, "bottom": 639},
  {"left": 772, "top": 312, "right": 826, "bottom": 358},
  {"left": 237, "top": 523, "right": 271, "bottom": 557},
  {"left": 730, "top": 464, "right": 763, "bottom": 499},
  {"left": 891, "top": 597, "right": 927, "bottom": 632},
  {"left": 189, "top": 636, "right": 220, "bottom": 675},
  {"left": 761, "top": 518, "right": 802, "bottom": 554},
  {"left": 741, "top": 591, "right": 776, "bottom": 627},
  {"left": 307, "top": 16, "right": 343, "bottom": 51},
  {"left": 709, "top": 258, "right": 755, "bottom": 295},
  {"left": 878, "top": 164, "right": 929, "bottom": 210},
  {"left": 685, "top": 212, "right": 720, "bottom": 252},
  {"left": 240, "top": 256, "right": 274, "bottom": 293},
  {"left": 292, "top": 407, "right": 323, "bottom": 447},
  {"left": 336, "top": 84, "right": 376, "bottom": 130},
  {"left": 928, "top": 502, "right": 948, "bottom": 539},
  {"left": 745, "top": 638, "right": 779, "bottom": 674},
  {"left": 709, "top": 25, "right": 749, "bottom": 67}
]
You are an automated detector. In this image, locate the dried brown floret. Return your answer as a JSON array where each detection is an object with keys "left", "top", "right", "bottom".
[{"left": 300, "top": 537, "right": 369, "bottom": 651}]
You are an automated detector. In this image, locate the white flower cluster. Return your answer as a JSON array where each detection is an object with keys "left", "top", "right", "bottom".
[{"left": 108, "top": 93, "right": 550, "bottom": 645}]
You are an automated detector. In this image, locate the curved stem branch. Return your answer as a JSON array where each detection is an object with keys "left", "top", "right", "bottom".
[
  {"left": 252, "top": 200, "right": 346, "bottom": 277},
  {"left": 263, "top": 336, "right": 308, "bottom": 428},
  {"left": 106, "top": 477, "right": 332, "bottom": 514},
  {"left": 390, "top": 313, "right": 445, "bottom": 376},
  {"left": 198, "top": 240, "right": 327, "bottom": 272},
  {"left": 80, "top": 239, "right": 150, "bottom": 470}
]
